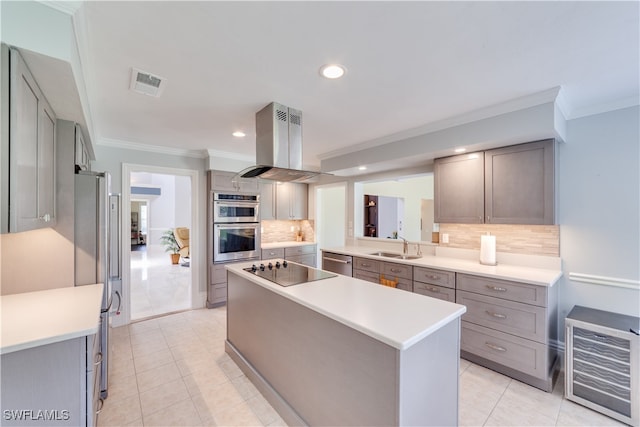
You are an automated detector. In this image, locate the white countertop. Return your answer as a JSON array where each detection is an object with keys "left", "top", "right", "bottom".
[
  {"left": 262, "top": 241, "right": 317, "bottom": 249},
  {"left": 323, "top": 246, "right": 562, "bottom": 287},
  {"left": 0, "top": 284, "right": 103, "bottom": 355},
  {"left": 226, "top": 262, "right": 466, "bottom": 351}
]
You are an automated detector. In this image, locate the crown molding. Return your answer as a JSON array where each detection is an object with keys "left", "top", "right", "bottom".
[
  {"left": 317, "top": 87, "right": 562, "bottom": 161},
  {"left": 37, "top": 1, "right": 83, "bottom": 16},
  {"left": 98, "top": 137, "right": 208, "bottom": 159},
  {"left": 567, "top": 95, "right": 639, "bottom": 120},
  {"left": 206, "top": 148, "right": 254, "bottom": 162}
]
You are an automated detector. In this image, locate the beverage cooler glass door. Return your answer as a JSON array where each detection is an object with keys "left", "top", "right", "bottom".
[{"left": 213, "top": 223, "right": 260, "bottom": 263}]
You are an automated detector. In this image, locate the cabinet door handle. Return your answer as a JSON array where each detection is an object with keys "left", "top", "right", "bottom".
[
  {"left": 425, "top": 286, "right": 440, "bottom": 293},
  {"left": 485, "top": 342, "right": 507, "bottom": 352},
  {"left": 361, "top": 263, "right": 371, "bottom": 267},
  {"left": 390, "top": 268, "right": 402, "bottom": 273},
  {"left": 427, "top": 275, "right": 440, "bottom": 280},
  {"left": 486, "top": 285, "right": 507, "bottom": 292},
  {"left": 94, "top": 352, "right": 103, "bottom": 366},
  {"left": 96, "top": 398, "right": 104, "bottom": 414},
  {"left": 485, "top": 310, "right": 507, "bottom": 319}
]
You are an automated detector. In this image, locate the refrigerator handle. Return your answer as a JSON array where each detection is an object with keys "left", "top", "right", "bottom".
[{"left": 109, "top": 194, "right": 122, "bottom": 279}]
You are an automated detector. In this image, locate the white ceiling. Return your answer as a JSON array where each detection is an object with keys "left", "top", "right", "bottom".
[{"left": 74, "top": 1, "right": 638, "bottom": 171}]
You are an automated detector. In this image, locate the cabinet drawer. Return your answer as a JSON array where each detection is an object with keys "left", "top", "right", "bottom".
[
  {"left": 457, "top": 273, "right": 547, "bottom": 307},
  {"left": 262, "top": 248, "right": 285, "bottom": 259},
  {"left": 211, "top": 283, "right": 227, "bottom": 303},
  {"left": 354, "top": 269, "right": 379, "bottom": 284},
  {"left": 414, "top": 282, "right": 455, "bottom": 303},
  {"left": 287, "top": 253, "right": 316, "bottom": 267},
  {"left": 211, "top": 264, "right": 227, "bottom": 284},
  {"left": 285, "top": 244, "right": 316, "bottom": 256},
  {"left": 394, "top": 277, "right": 413, "bottom": 292},
  {"left": 462, "top": 321, "right": 548, "bottom": 380},
  {"left": 457, "top": 290, "right": 546, "bottom": 343},
  {"left": 414, "top": 267, "right": 455, "bottom": 289},
  {"left": 353, "top": 257, "right": 380, "bottom": 273},
  {"left": 382, "top": 262, "right": 413, "bottom": 280}
]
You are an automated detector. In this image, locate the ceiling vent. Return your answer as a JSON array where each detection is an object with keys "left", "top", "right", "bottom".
[{"left": 129, "top": 68, "right": 166, "bottom": 97}]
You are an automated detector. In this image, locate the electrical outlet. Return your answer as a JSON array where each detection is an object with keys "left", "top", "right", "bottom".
[
  {"left": 290, "top": 226, "right": 295, "bottom": 232},
  {"left": 442, "top": 233, "right": 449, "bottom": 244}
]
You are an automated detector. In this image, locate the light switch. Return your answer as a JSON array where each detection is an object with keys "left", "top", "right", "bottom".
[{"left": 441, "top": 233, "right": 449, "bottom": 244}]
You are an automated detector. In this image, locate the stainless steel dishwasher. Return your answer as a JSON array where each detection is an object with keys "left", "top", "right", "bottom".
[{"left": 322, "top": 252, "right": 353, "bottom": 276}]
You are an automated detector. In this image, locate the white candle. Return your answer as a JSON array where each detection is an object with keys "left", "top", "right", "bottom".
[{"left": 480, "top": 234, "right": 497, "bottom": 266}]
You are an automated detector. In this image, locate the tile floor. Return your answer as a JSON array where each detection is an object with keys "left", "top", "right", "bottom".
[
  {"left": 130, "top": 244, "right": 192, "bottom": 320},
  {"left": 99, "top": 307, "right": 627, "bottom": 427}
]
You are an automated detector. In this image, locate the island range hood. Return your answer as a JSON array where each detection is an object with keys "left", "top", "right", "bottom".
[{"left": 239, "top": 102, "right": 322, "bottom": 182}]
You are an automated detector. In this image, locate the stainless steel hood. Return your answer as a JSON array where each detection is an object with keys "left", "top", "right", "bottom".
[{"left": 240, "top": 102, "right": 322, "bottom": 182}]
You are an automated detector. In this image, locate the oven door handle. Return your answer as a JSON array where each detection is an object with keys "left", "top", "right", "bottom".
[
  {"left": 215, "top": 223, "right": 259, "bottom": 228},
  {"left": 214, "top": 200, "right": 259, "bottom": 207}
]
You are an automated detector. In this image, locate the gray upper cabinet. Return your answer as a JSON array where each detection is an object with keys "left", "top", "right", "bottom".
[
  {"left": 434, "top": 152, "right": 484, "bottom": 224},
  {"left": 210, "top": 170, "right": 259, "bottom": 193},
  {"left": 261, "top": 181, "right": 308, "bottom": 221},
  {"left": 434, "top": 139, "right": 556, "bottom": 225},
  {"left": 271, "top": 182, "right": 308, "bottom": 220},
  {"left": 74, "top": 124, "right": 90, "bottom": 171},
  {"left": 485, "top": 140, "right": 555, "bottom": 225},
  {"left": 6, "top": 47, "right": 57, "bottom": 232},
  {"left": 260, "top": 181, "right": 276, "bottom": 220}
]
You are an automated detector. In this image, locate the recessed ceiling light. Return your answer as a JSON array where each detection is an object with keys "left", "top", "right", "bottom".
[
  {"left": 232, "top": 131, "right": 246, "bottom": 138},
  {"left": 358, "top": 166, "right": 367, "bottom": 171},
  {"left": 454, "top": 147, "right": 466, "bottom": 153},
  {"left": 320, "top": 64, "right": 346, "bottom": 79}
]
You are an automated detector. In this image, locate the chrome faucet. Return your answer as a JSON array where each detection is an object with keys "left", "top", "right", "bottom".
[{"left": 398, "top": 236, "right": 409, "bottom": 254}]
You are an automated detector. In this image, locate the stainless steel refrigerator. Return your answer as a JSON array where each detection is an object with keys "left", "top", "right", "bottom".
[{"left": 75, "top": 171, "right": 121, "bottom": 399}]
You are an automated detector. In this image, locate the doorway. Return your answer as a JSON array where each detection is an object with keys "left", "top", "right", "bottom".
[
  {"left": 115, "top": 164, "right": 201, "bottom": 327},
  {"left": 129, "top": 172, "right": 192, "bottom": 320},
  {"left": 315, "top": 183, "right": 347, "bottom": 262}
]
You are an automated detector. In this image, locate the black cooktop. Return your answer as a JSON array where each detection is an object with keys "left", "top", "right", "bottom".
[{"left": 244, "top": 260, "right": 337, "bottom": 287}]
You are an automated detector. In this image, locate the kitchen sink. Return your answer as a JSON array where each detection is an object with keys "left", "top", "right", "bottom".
[{"left": 369, "top": 251, "right": 422, "bottom": 260}]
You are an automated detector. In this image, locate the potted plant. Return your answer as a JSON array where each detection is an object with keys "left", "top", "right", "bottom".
[{"left": 160, "top": 229, "right": 181, "bottom": 264}]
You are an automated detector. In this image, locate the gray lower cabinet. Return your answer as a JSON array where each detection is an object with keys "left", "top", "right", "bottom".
[
  {"left": 353, "top": 257, "right": 380, "bottom": 283},
  {"left": 285, "top": 244, "right": 317, "bottom": 267},
  {"left": 261, "top": 247, "right": 285, "bottom": 260},
  {"left": 262, "top": 245, "right": 317, "bottom": 266},
  {"left": 208, "top": 263, "right": 229, "bottom": 307},
  {"left": 381, "top": 261, "right": 413, "bottom": 292},
  {"left": 413, "top": 266, "right": 456, "bottom": 302},
  {"left": 457, "top": 272, "right": 558, "bottom": 391},
  {"left": 351, "top": 257, "right": 412, "bottom": 292},
  {"left": 1, "top": 334, "right": 101, "bottom": 426}
]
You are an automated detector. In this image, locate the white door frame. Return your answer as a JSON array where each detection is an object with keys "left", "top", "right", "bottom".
[{"left": 115, "top": 163, "right": 201, "bottom": 326}]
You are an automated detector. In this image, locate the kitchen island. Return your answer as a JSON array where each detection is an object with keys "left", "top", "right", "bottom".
[{"left": 225, "top": 262, "right": 466, "bottom": 426}]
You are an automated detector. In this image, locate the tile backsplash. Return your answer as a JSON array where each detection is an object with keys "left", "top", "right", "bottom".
[
  {"left": 261, "top": 220, "right": 316, "bottom": 243},
  {"left": 438, "top": 223, "right": 560, "bottom": 257}
]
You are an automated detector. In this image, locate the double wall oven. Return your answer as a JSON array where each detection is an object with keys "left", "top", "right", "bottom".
[{"left": 212, "top": 192, "right": 261, "bottom": 263}]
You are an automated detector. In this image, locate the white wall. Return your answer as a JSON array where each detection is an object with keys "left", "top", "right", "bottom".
[
  {"left": 557, "top": 105, "right": 640, "bottom": 336},
  {"left": 317, "top": 185, "right": 347, "bottom": 250},
  {"left": 174, "top": 175, "right": 191, "bottom": 228},
  {"left": 92, "top": 144, "right": 206, "bottom": 294}
]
